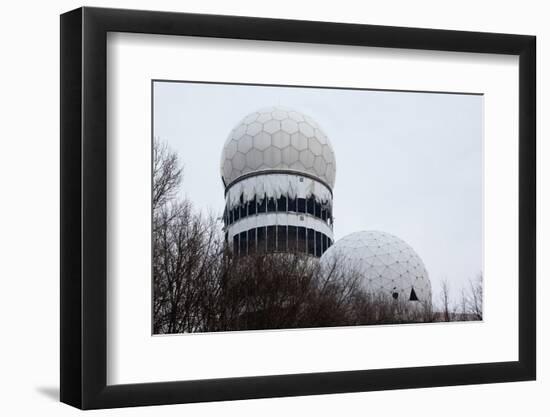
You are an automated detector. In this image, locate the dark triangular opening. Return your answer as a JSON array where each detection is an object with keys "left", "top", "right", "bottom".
[{"left": 409, "top": 287, "right": 419, "bottom": 301}]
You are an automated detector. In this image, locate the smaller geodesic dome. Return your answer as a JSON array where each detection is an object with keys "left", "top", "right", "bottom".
[{"left": 320, "top": 231, "right": 432, "bottom": 305}]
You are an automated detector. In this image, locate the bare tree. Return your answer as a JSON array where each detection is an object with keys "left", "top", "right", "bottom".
[
  {"left": 466, "top": 273, "right": 483, "bottom": 320},
  {"left": 152, "top": 138, "right": 224, "bottom": 333},
  {"left": 440, "top": 279, "right": 452, "bottom": 322},
  {"left": 153, "top": 138, "right": 182, "bottom": 211},
  {"left": 459, "top": 288, "right": 468, "bottom": 316},
  {"left": 153, "top": 202, "right": 224, "bottom": 333}
]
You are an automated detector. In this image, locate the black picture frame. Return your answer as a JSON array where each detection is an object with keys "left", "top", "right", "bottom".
[{"left": 60, "top": 6, "right": 536, "bottom": 410}]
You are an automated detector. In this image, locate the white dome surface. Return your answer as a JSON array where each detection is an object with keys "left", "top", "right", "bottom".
[
  {"left": 220, "top": 106, "right": 336, "bottom": 188},
  {"left": 321, "top": 231, "right": 432, "bottom": 304}
]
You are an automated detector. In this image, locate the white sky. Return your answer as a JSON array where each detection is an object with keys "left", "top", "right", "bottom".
[{"left": 153, "top": 81, "right": 483, "bottom": 301}]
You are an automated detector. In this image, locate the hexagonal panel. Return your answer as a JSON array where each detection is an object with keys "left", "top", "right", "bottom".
[
  {"left": 232, "top": 124, "right": 247, "bottom": 140},
  {"left": 241, "top": 165, "right": 253, "bottom": 175},
  {"left": 288, "top": 111, "right": 304, "bottom": 122},
  {"left": 308, "top": 137, "right": 323, "bottom": 155},
  {"left": 257, "top": 112, "right": 272, "bottom": 123},
  {"left": 281, "top": 146, "right": 299, "bottom": 165},
  {"left": 298, "top": 122, "right": 314, "bottom": 137},
  {"left": 299, "top": 149, "right": 315, "bottom": 168},
  {"left": 237, "top": 134, "right": 253, "bottom": 153},
  {"left": 322, "top": 144, "right": 334, "bottom": 164},
  {"left": 245, "top": 148, "right": 263, "bottom": 170},
  {"left": 263, "top": 147, "right": 282, "bottom": 168},
  {"left": 224, "top": 140, "right": 238, "bottom": 159},
  {"left": 281, "top": 118, "right": 298, "bottom": 134},
  {"left": 290, "top": 132, "right": 308, "bottom": 151},
  {"left": 315, "top": 128, "right": 327, "bottom": 144},
  {"left": 231, "top": 168, "right": 242, "bottom": 180},
  {"left": 326, "top": 163, "right": 335, "bottom": 183},
  {"left": 223, "top": 160, "right": 233, "bottom": 178},
  {"left": 232, "top": 152, "right": 246, "bottom": 171},
  {"left": 253, "top": 131, "right": 271, "bottom": 150},
  {"left": 272, "top": 130, "right": 290, "bottom": 149},
  {"left": 313, "top": 156, "right": 327, "bottom": 175},
  {"left": 263, "top": 119, "right": 281, "bottom": 134},
  {"left": 246, "top": 122, "right": 263, "bottom": 136},
  {"left": 290, "top": 161, "right": 306, "bottom": 171}
]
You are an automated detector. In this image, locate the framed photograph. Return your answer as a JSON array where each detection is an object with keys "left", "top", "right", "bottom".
[{"left": 60, "top": 6, "right": 536, "bottom": 409}]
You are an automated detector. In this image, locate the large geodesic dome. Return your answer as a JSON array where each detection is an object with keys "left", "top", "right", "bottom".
[
  {"left": 321, "top": 231, "right": 432, "bottom": 304},
  {"left": 220, "top": 106, "right": 336, "bottom": 188}
]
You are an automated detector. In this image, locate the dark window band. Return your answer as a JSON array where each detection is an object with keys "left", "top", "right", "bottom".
[
  {"left": 224, "top": 194, "right": 332, "bottom": 227},
  {"left": 231, "top": 225, "right": 333, "bottom": 258}
]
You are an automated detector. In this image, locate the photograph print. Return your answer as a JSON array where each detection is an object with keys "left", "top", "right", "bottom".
[{"left": 152, "top": 81, "right": 483, "bottom": 334}]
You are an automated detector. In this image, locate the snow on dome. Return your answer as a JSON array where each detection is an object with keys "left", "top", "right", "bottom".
[
  {"left": 321, "top": 231, "right": 432, "bottom": 304},
  {"left": 220, "top": 106, "right": 336, "bottom": 188}
]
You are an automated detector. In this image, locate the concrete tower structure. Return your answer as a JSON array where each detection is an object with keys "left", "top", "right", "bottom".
[{"left": 221, "top": 106, "right": 336, "bottom": 257}]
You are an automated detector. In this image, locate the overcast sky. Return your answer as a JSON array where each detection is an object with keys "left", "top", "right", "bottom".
[{"left": 153, "top": 81, "right": 483, "bottom": 301}]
